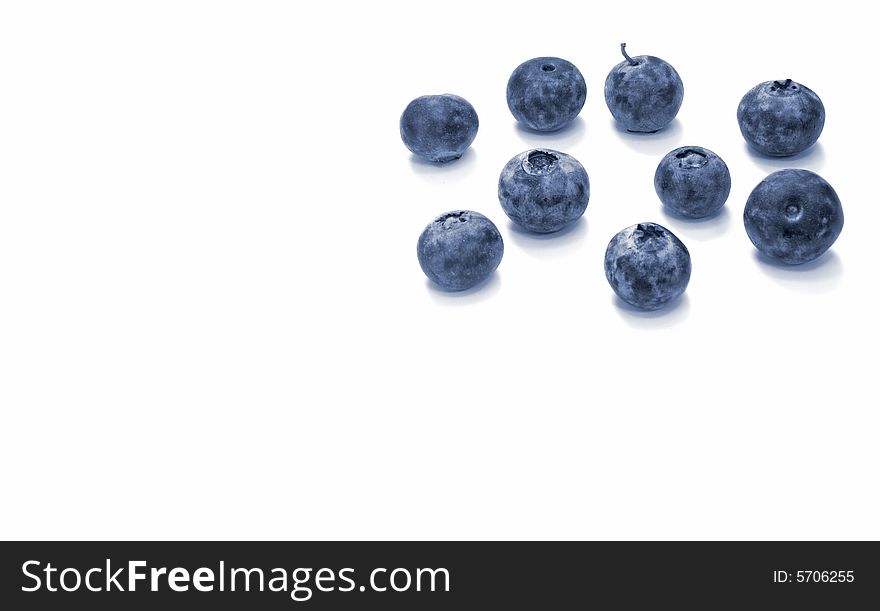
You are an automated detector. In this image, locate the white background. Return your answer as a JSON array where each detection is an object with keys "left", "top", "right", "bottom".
[{"left": 1, "top": 1, "right": 877, "bottom": 540}]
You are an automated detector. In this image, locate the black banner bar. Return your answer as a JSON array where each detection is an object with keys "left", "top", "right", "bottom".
[{"left": 2, "top": 542, "right": 877, "bottom": 609}]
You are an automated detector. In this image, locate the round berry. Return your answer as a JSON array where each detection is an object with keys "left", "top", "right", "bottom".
[
  {"left": 400, "top": 94, "right": 478, "bottom": 162},
  {"left": 737, "top": 79, "right": 824, "bottom": 157},
  {"left": 417, "top": 211, "right": 503, "bottom": 291},
  {"left": 744, "top": 169, "right": 843, "bottom": 264},
  {"left": 654, "top": 146, "right": 731, "bottom": 218},
  {"left": 604, "top": 43, "right": 683, "bottom": 133},
  {"left": 604, "top": 222, "right": 691, "bottom": 310},
  {"left": 506, "top": 57, "right": 586, "bottom": 131},
  {"left": 498, "top": 149, "right": 589, "bottom": 233}
]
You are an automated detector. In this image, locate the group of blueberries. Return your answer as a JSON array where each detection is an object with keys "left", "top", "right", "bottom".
[{"left": 401, "top": 44, "right": 844, "bottom": 310}]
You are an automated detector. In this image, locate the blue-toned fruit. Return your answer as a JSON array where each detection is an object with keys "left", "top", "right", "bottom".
[
  {"left": 400, "top": 94, "right": 478, "bottom": 162},
  {"left": 498, "top": 149, "right": 589, "bottom": 233},
  {"left": 737, "top": 79, "right": 824, "bottom": 157},
  {"left": 654, "top": 146, "right": 731, "bottom": 218},
  {"left": 506, "top": 57, "right": 586, "bottom": 131},
  {"left": 604, "top": 222, "right": 691, "bottom": 310},
  {"left": 744, "top": 169, "right": 843, "bottom": 264},
  {"left": 604, "top": 43, "right": 683, "bottom": 133},
  {"left": 417, "top": 210, "right": 503, "bottom": 290}
]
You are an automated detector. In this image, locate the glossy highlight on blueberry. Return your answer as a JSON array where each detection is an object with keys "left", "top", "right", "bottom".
[
  {"left": 400, "top": 94, "right": 479, "bottom": 162},
  {"left": 506, "top": 57, "right": 587, "bottom": 131},
  {"left": 498, "top": 149, "right": 590, "bottom": 233},
  {"left": 604, "top": 222, "right": 691, "bottom": 310},
  {"left": 417, "top": 210, "right": 503, "bottom": 291},
  {"left": 737, "top": 79, "right": 825, "bottom": 157},
  {"left": 654, "top": 146, "right": 731, "bottom": 218},
  {"left": 604, "top": 43, "right": 683, "bottom": 133},
  {"left": 744, "top": 169, "right": 843, "bottom": 264}
]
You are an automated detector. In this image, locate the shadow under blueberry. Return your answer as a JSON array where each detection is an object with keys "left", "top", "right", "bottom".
[
  {"left": 611, "top": 117, "right": 683, "bottom": 155},
  {"left": 613, "top": 292, "right": 690, "bottom": 328},
  {"left": 408, "top": 147, "right": 478, "bottom": 179},
  {"left": 506, "top": 217, "right": 587, "bottom": 256},
  {"left": 743, "top": 141, "right": 825, "bottom": 173},
  {"left": 513, "top": 116, "right": 587, "bottom": 150},
  {"left": 425, "top": 271, "right": 501, "bottom": 305},
  {"left": 660, "top": 206, "right": 731, "bottom": 241},
  {"left": 752, "top": 250, "right": 842, "bottom": 292}
]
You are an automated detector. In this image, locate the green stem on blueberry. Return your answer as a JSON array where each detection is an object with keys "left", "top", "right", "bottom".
[{"left": 620, "top": 43, "right": 638, "bottom": 66}]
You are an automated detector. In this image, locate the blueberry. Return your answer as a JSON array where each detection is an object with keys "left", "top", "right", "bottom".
[
  {"left": 744, "top": 169, "right": 843, "bottom": 264},
  {"left": 400, "top": 94, "right": 478, "bottom": 162},
  {"left": 604, "top": 222, "right": 691, "bottom": 310},
  {"left": 604, "top": 43, "right": 683, "bottom": 133},
  {"left": 417, "top": 211, "right": 503, "bottom": 290},
  {"left": 506, "top": 57, "right": 587, "bottom": 131},
  {"left": 654, "top": 146, "right": 731, "bottom": 218},
  {"left": 497, "top": 149, "right": 589, "bottom": 233},
  {"left": 737, "top": 79, "right": 824, "bottom": 157}
]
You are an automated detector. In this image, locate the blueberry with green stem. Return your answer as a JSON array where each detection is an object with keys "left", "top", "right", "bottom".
[{"left": 604, "top": 43, "right": 683, "bottom": 133}]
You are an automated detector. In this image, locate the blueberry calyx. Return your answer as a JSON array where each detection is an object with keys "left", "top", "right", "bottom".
[
  {"left": 522, "top": 150, "right": 559, "bottom": 176},
  {"left": 620, "top": 42, "right": 639, "bottom": 66},
  {"left": 769, "top": 78, "right": 797, "bottom": 93},
  {"left": 541, "top": 63, "right": 556, "bottom": 72},
  {"left": 436, "top": 210, "right": 470, "bottom": 229},
  {"left": 675, "top": 149, "right": 709, "bottom": 169},
  {"left": 634, "top": 222, "right": 665, "bottom": 241}
]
